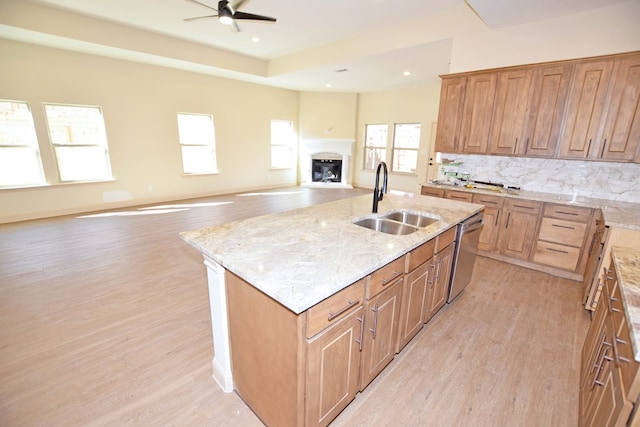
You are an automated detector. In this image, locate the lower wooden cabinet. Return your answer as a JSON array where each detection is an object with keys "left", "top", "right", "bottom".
[
  {"left": 472, "top": 193, "right": 503, "bottom": 252},
  {"left": 397, "top": 260, "right": 432, "bottom": 351},
  {"left": 360, "top": 276, "right": 403, "bottom": 390},
  {"left": 498, "top": 199, "right": 541, "bottom": 260},
  {"left": 426, "top": 242, "right": 454, "bottom": 321},
  {"left": 306, "top": 306, "right": 363, "bottom": 427}
]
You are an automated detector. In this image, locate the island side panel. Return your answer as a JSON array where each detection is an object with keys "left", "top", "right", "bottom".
[
  {"left": 226, "top": 272, "right": 304, "bottom": 427},
  {"left": 203, "top": 256, "right": 234, "bottom": 392}
]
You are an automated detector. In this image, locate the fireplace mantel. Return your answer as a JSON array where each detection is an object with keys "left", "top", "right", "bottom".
[{"left": 299, "top": 139, "right": 354, "bottom": 188}]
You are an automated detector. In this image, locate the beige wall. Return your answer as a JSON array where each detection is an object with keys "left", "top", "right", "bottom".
[{"left": 0, "top": 39, "right": 299, "bottom": 223}]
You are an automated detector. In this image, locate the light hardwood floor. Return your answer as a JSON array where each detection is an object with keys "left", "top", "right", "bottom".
[{"left": 0, "top": 187, "right": 589, "bottom": 426}]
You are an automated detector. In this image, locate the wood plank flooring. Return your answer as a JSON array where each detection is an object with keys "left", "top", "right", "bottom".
[{"left": 0, "top": 187, "right": 589, "bottom": 426}]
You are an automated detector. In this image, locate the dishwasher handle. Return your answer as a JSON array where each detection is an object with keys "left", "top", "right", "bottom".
[{"left": 461, "top": 216, "right": 484, "bottom": 233}]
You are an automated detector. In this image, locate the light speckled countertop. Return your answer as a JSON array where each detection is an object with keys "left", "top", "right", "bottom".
[
  {"left": 612, "top": 247, "right": 640, "bottom": 362},
  {"left": 421, "top": 182, "right": 640, "bottom": 230},
  {"left": 180, "top": 191, "right": 482, "bottom": 314}
]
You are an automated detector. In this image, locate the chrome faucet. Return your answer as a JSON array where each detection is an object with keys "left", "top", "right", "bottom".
[{"left": 372, "top": 161, "right": 388, "bottom": 213}]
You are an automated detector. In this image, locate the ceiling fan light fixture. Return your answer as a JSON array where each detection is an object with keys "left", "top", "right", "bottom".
[{"left": 219, "top": 15, "right": 234, "bottom": 25}]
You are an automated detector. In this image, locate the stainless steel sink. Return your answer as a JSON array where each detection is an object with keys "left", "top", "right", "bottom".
[
  {"left": 353, "top": 218, "right": 420, "bottom": 235},
  {"left": 381, "top": 211, "right": 439, "bottom": 227},
  {"left": 353, "top": 211, "right": 440, "bottom": 235}
]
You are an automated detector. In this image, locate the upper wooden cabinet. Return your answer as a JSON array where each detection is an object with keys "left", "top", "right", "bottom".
[
  {"left": 434, "top": 76, "right": 466, "bottom": 153},
  {"left": 459, "top": 73, "right": 497, "bottom": 154},
  {"left": 558, "top": 59, "right": 615, "bottom": 159},
  {"left": 522, "top": 64, "right": 573, "bottom": 157},
  {"left": 599, "top": 55, "right": 640, "bottom": 161},
  {"left": 435, "top": 51, "right": 640, "bottom": 163},
  {"left": 489, "top": 69, "right": 533, "bottom": 155}
]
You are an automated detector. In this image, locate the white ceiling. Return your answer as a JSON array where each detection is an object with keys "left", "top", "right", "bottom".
[{"left": 0, "top": 0, "right": 631, "bottom": 92}]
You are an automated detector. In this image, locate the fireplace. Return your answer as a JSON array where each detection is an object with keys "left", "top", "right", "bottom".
[
  {"left": 300, "top": 139, "right": 354, "bottom": 188},
  {"left": 312, "top": 158, "right": 342, "bottom": 183}
]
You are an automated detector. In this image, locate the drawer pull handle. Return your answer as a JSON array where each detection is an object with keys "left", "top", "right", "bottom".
[
  {"left": 551, "top": 224, "right": 575, "bottom": 230},
  {"left": 369, "top": 303, "right": 379, "bottom": 339},
  {"left": 556, "top": 211, "right": 579, "bottom": 216},
  {"left": 615, "top": 337, "right": 627, "bottom": 345},
  {"left": 328, "top": 299, "right": 359, "bottom": 321},
  {"left": 546, "top": 247, "right": 569, "bottom": 254},
  {"left": 355, "top": 314, "right": 364, "bottom": 351},
  {"left": 619, "top": 356, "right": 631, "bottom": 363},
  {"left": 382, "top": 271, "right": 402, "bottom": 285},
  {"left": 513, "top": 204, "right": 535, "bottom": 210}
]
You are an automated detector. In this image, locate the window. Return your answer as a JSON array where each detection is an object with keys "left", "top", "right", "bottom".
[
  {"left": 391, "top": 123, "right": 421, "bottom": 174},
  {"left": 271, "top": 120, "right": 294, "bottom": 169},
  {"left": 363, "top": 124, "right": 388, "bottom": 170},
  {"left": 0, "top": 100, "right": 45, "bottom": 187},
  {"left": 177, "top": 113, "right": 218, "bottom": 174},
  {"left": 44, "top": 104, "right": 112, "bottom": 182}
]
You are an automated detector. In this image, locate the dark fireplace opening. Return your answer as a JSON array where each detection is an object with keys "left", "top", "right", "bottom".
[{"left": 312, "top": 159, "right": 342, "bottom": 183}]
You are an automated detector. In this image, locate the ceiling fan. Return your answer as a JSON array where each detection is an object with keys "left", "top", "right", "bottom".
[{"left": 184, "top": 0, "right": 276, "bottom": 32}]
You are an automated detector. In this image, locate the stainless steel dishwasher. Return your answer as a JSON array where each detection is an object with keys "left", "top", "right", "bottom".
[{"left": 447, "top": 212, "right": 484, "bottom": 303}]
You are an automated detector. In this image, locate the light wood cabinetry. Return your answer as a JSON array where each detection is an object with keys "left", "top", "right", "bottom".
[
  {"left": 434, "top": 77, "right": 466, "bottom": 153},
  {"left": 559, "top": 59, "right": 614, "bottom": 160},
  {"left": 445, "top": 189, "right": 473, "bottom": 202},
  {"left": 522, "top": 64, "right": 573, "bottom": 157},
  {"left": 582, "top": 210, "right": 606, "bottom": 306},
  {"left": 434, "top": 51, "right": 640, "bottom": 163},
  {"left": 579, "top": 259, "right": 636, "bottom": 427},
  {"left": 534, "top": 204, "right": 592, "bottom": 272},
  {"left": 459, "top": 73, "right": 497, "bottom": 154},
  {"left": 426, "top": 227, "right": 456, "bottom": 322},
  {"left": 599, "top": 54, "right": 640, "bottom": 161},
  {"left": 498, "top": 199, "right": 541, "bottom": 261},
  {"left": 421, "top": 186, "right": 445, "bottom": 198},
  {"left": 397, "top": 239, "right": 436, "bottom": 351},
  {"left": 360, "top": 258, "right": 404, "bottom": 390},
  {"left": 472, "top": 193, "right": 503, "bottom": 252},
  {"left": 489, "top": 69, "right": 533, "bottom": 155}
]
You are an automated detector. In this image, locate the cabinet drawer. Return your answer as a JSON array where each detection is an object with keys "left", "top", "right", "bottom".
[
  {"left": 405, "top": 238, "right": 436, "bottom": 273},
  {"left": 306, "top": 279, "right": 364, "bottom": 338},
  {"left": 435, "top": 227, "right": 457, "bottom": 252},
  {"left": 367, "top": 257, "right": 405, "bottom": 299},
  {"left": 472, "top": 193, "right": 504, "bottom": 208},
  {"left": 421, "top": 187, "right": 445, "bottom": 198},
  {"left": 505, "top": 198, "right": 542, "bottom": 214},
  {"left": 614, "top": 318, "right": 640, "bottom": 401},
  {"left": 534, "top": 241, "right": 580, "bottom": 271},
  {"left": 538, "top": 217, "right": 587, "bottom": 246},
  {"left": 445, "top": 189, "right": 473, "bottom": 202},
  {"left": 543, "top": 203, "right": 591, "bottom": 223}
]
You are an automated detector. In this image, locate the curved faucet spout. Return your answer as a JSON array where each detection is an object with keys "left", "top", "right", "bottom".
[{"left": 372, "top": 161, "right": 388, "bottom": 213}]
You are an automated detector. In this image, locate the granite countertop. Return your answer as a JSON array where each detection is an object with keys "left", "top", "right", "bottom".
[
  {"left": 180, "top": 191, "right": 482, "bottom": 314},
  {"left": 612, "top": 247, "right": 640, "bottom": 362},
  {"left": 421, "top": 182, "right": 640, "bottom": 230}
]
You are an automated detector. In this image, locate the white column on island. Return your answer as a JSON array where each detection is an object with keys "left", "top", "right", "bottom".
[{"left": 203, "top": 256, "right": 233, "bottom": 393}]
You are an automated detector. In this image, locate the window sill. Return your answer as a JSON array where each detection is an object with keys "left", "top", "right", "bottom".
[
  {"left": 181, "top": 171, "right": 219, "bottom": 177},
  {"left": 1, "top": 178, "right": 116, "bottom": 191}
]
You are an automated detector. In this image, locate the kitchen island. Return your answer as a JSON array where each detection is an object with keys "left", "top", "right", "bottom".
[{"left": 180, "top": 191, "right": 482, "bottom": 426}]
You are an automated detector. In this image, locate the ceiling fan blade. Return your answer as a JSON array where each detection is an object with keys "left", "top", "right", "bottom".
[
  {"left": 184, "top": 0, "right": 219, "bottom": 12},
  {"left": 232, "top": 11, "right": 276, "bottom": 22},
  {"left": 183, "top": 14, "right": 219, "bottom": 22},
  {"left": 228, "top": 0, "right": 250, "bottom": 14}
]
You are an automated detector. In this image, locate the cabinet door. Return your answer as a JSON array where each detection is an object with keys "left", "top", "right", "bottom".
[
  {"left": 489, "top": 69, "right": 532, "bottom": 155},
  {"left": 426, "top": 244, "right": 454, "bottom": 321},
  {"left": 459, "top": 73, "right": 497, "bottom": 154},
  {"left": 397, "top": 261, "right": 431, "bottom": 352},
  {"left": 473, "top": 194, "right": 503, "bottom": 253},
  {"left": 559, "top": 59, "right": 614, "bottom": 159},
  {"left": 445, "top": 189, "right": 473, "bottom": 202},
  {"left": 599, "top": 54, "right": 640, "bottom": 162},
  {"left": 306, "top": 306, "right": 363, "bottom": 427},
  {"left": 360, "top": 277, "right": 402, "bottom": 390},
  {"left": 499, "top": 201, "right": 541, "bottom": 260},
  {"left": 435, "top": 76, "right": 466, "bottom": 153},
  {"left": 523, "top": 64, "right": 573, "bottom": 157}
]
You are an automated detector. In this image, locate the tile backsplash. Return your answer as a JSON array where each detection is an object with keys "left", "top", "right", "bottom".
[{"left": 440, "top": 154, "right": 640, "bottom": 204}]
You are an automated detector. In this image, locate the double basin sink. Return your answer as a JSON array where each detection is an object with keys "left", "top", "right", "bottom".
[{"left": 353, "top": 210, "right": 440, "bottom": 235}]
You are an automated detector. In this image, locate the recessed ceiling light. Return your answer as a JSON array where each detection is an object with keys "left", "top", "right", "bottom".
[
  {"left": 251, "top": 37, "right": 260, "bottom": 43},
  {"left": 325, "top": 83, "right": 332, "bottom": 88},
  {"left": 403, "top": 71, "right": 412, "bottom": 76}
]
